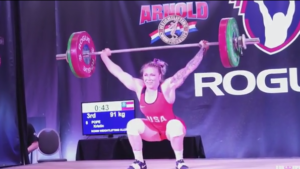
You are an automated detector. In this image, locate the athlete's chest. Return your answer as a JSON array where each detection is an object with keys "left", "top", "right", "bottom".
[
  {"left": 140, "top": 94, "right": 167, "bottom": 115},
  {"left": 140, "top": 98, "right": 174, "bottom": 123}
]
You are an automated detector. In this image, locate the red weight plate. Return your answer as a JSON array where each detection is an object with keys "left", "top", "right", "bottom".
[
  {"left": 218, "top": 18, "right": 233, "bottom": 68},
  {"left": 69, "top": 31, "right": 97, "bottom": 78}
]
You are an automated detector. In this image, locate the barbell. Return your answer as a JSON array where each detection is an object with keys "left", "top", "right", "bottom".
[{"left": 56, "top": 17, "right": 260, "bottom": 78}]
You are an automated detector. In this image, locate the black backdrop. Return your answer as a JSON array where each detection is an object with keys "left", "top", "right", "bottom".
[
  {"left": 1, "top": 1, "right": 300, "bottom": 166},
  {"left": 0, "top": 1, "right": 28, "bottom": 167}
]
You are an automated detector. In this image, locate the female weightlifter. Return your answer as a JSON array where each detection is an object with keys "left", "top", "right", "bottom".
[{"left": 100, "top": 40, "right": 209, "bottom": 169}]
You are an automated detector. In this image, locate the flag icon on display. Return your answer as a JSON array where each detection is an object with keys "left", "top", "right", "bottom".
[{"left": 121, "top": 101, "right": 134, "bottom": 111}]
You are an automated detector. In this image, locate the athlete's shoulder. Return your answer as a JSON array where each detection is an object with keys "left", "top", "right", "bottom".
[
  {"left": 135, "top": 81, "right": 146, "bottom": 97},
  {"left": 133, "top": 78, "right": 144, "bottom": 85},
  {"left": 161, "top": 78, "right": 171, "bottom": 86},
  {"left": 133, "top": 78, "right": 144, "bottom": 91},
  {"left": 160, "top": 78, "right": 175, "bottom": 92}
]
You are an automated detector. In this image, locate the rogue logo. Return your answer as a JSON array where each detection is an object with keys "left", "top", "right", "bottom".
[
  {"left": 194, "top": 68, "right": 300, "bottom": 96},
  {"left": 139, "top": 1, "right": 209, "bottom": 44},
  {"left": 229, "top": 1, "right": 300, "bottom": 55}
]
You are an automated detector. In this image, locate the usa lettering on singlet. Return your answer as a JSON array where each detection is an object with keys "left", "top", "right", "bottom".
[{"left": 146, "top": 116, "right": 167, "bottom": 123}]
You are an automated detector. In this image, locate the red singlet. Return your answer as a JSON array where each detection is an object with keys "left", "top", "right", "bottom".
[{"left": 139, "top": 84, "right": 186, "bottom": 140}]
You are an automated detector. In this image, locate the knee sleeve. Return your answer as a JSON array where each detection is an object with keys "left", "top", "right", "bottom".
[
  {"left": 126, "top": 119, "right": 145, "bottom": 135},
  {"left": 166, "top": 119, "right": 185, "bottom": 138}
]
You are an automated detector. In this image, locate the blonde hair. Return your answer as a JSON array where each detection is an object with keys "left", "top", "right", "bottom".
[{"left": 140, "top": 58, "right": 168, "bottom": 81}]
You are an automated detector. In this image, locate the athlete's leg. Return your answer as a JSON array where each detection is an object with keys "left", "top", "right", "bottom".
[
  {"left": 166, "top": 119, "right": 188, "bottom": 169},
  {"left": 126, "top": 118, "right": 161, "bottom": 169},
  {"left": 127, "top": 118, "right": 161, "bottom": 151}
]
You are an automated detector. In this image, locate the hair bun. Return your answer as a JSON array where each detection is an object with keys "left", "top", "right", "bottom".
[
  {"left": 153, "top": 58, "right": 168, "bottom": 75},
  {"left": 153, "top": 58, "right": 167, "bottom": 67}
]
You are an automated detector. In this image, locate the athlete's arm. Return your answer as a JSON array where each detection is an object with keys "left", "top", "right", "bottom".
[
  {"left": 166, "top": 40, "right": 208, "bottom": 89},
  {"left": 100, "top": 48, "right": 143, "bottom": 91}
]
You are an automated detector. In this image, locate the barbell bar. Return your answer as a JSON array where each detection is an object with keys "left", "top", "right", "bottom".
[
  {"left": 56, "top": 37, "right": 258, "bottom": 60},
  {"left": 55, "top": 17, "right": 260, "bottom": 78}
]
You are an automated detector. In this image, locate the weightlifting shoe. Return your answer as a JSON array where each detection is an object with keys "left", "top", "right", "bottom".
[
  {"left": 128, "top": 159, "right": 147, "bottom": 169},
  {"left": 176, "top": 159, "right": 189, "bottom": 169}
]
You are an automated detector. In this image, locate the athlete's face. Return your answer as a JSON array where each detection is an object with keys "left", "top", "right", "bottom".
[{"left": 142, "top": 66, "right": 161, "bottom": 89}]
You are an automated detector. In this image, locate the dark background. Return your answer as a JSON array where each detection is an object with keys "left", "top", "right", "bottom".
[
  {"left": 0, "top": 1, "right": 300, "bottom": 166},
  {"left": 0, "top": 1, "right": 28, "bottom": 167}
]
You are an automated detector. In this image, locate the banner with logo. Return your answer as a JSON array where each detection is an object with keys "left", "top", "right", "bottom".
[{"left": 19, "top": 1, "right": 300, "bottom": 160}]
